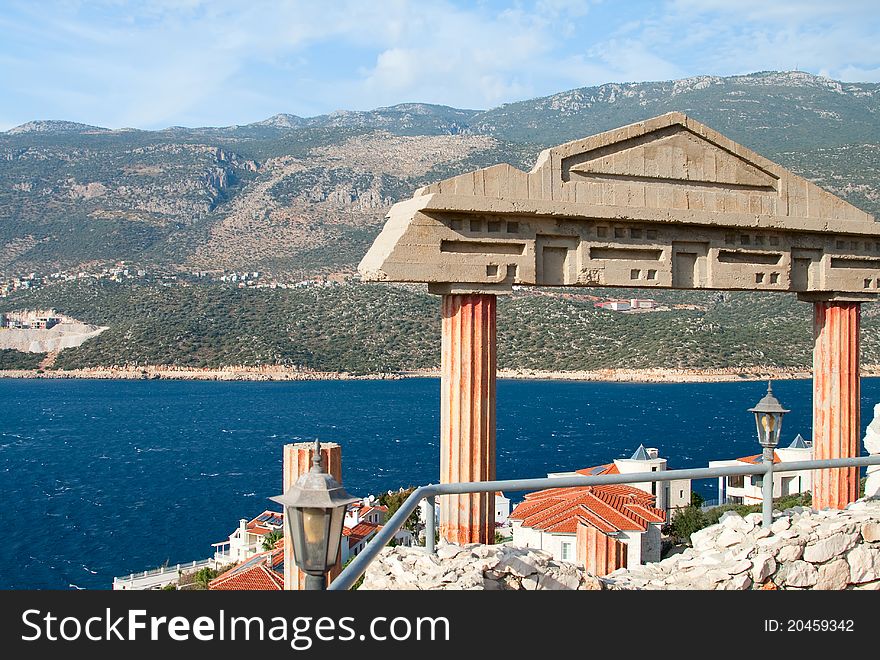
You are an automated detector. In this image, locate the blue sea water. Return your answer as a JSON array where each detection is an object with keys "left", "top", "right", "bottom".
[{"left": 1, "top": 377, "right": 878, "bottom": 590}]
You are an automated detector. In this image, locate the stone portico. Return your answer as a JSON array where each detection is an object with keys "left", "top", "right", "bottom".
[{"left": 359, "top": 112, "right": 880, "bottom": 543}]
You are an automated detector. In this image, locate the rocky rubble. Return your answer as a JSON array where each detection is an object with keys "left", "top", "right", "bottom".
[
  {"left": 360, "top": 543, "right": 603, "bottom": 591},
  {"left": 359, "top": 499, "right": 880, "bottom": 590},
  {"left": 605, "top": 498, "right": 880, "bottom": 590}
]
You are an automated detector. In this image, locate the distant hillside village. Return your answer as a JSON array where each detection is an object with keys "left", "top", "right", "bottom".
[
  {"left": 113, "top": 436, "right": 816, "bottom": 590},
  {"left": 0, "top": 309, "right": 64, "bottom": 330}
]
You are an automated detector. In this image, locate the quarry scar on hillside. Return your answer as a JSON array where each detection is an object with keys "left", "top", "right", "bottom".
[{"left": 358, "top": 112, "right": 880, "bottom": 544}]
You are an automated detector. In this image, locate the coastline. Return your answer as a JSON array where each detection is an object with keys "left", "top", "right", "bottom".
[{"left": 3, "top": 364, "right": 880, "bottom": 383}]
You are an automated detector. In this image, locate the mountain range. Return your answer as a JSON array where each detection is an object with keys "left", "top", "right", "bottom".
[{"left": 1, "top": 70, "right": 879, "bottom": 279}]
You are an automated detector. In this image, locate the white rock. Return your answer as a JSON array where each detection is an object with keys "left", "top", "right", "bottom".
[
  {"left": 777, "top": 543, "right": 805, "bottom": 563},
  {"left": 851, "top": 579, "right": 880, "bottom": 590},
  {"left": 803, "top": 532, "right": 858, "bottom": 564},
  {"left": 751, "top": 554, "right": 776, "bottom": 583},
  {"left": 690, "top": 526, "right": 721, "bottom": 550},
  {"left": 847, "top": 546, "right": 880, "bottom": 583},
  {"left": 719, "top": 573, "right": 752, "bottom": 590},
  {"left": 861, "top": 522, "right": 880, "bottom": 543},
  {"left": 716, "top": 528, "right": 746, "bottom": 548},
  {"left": 771, "top": 517, "right": 792, "bottom": 533},
  {"left": 727, "top": 558, "right": 753, "bottom": 575},
  {"left": 865, "top": 467, "right": 880, "bottom": 499},
  {"left": 520, "top": 574, "right": 539, "bottom": 591},
  {"left": 777, "top": 560, "right": 818, "bottom": 588},
  {"left": 437, "top": 543, "right": 464, "bottom": 559},
  {"left": 815, "top": 559, "right": 850, "bottom": 590}
]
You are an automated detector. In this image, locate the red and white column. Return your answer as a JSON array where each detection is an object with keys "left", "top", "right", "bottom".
[
  {"left": 440, "top": 294, "right": 497, "bottom": 544},
  {"left": 282, "top": 441, "right": 343, "bottom": 590},
  {"left": 812, "top": 301, "right": 861, "bottom": 509}
]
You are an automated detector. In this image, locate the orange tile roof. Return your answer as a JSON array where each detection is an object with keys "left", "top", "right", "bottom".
[
  {"left": 737, "top": 452, "right": 781, "bottom": 464},
  {"left": 209, "top": 547, "right": 284, "bottom": 591},
  {"left": 510, "top": 483, "right": 665, "bottom": 535},
  {"left": 347, "top": 521, "right": 379, "bottom": 548}
]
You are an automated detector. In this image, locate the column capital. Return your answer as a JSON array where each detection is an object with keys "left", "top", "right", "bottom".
[
  {"left": 797, "top": 292, "right": 873, "bottom": 303},
  {"left": 428, "top": 283, "right": 512, "bottom": 296}
]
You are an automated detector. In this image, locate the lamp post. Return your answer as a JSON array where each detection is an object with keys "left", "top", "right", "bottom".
[
  {"left": 748, "top": 381, "right": 790, "bottom": 529},
  {"left": 270, "top": 440, "right": 359, "bottom": 590}
]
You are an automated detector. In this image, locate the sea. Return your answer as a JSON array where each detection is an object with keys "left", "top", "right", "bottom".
[{"left": 1, "top": 376, "right": 878, "bottom": 590}]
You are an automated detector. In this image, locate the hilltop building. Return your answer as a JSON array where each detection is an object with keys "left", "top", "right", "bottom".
[{"left": 709, "top": 434, "right": 813, "bottom": 505}]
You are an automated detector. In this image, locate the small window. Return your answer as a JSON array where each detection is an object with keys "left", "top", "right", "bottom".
[
  {"left": 487, "top": 221, "right": 501, "bottom": 232},
  {"left": 837, "top": 240, "right": 845, "bottom": 250},
  {"left": 614, "top": 227, "right": 626, "bottom": 239},
  {"left": 630, "top": 269, "right": 641, "bottom": 280},
  {"left": 486, "top": 265, "right": 499, "bottom": 277},
  {"left": 561, "top": 542, "right": 572, "bottom": 561},
  {"left": 770, "top": 272, "right": 779, "bottom": 284},
  {"left": 865, "top": 279, "right": 873, "bottom": 289},
  {"left": 470, "top": 219, "right": 482, "bottom": 232},
  {"left": 597, "top": 226, "right": 608, "bottom": 238},
  {"left": 769, "top": 236, "right": 780, "bottom": 246},
  {"left": 725, "top": 234, "right": 735, "bottom": 245},
  {"left": 646, "top": 229, "right": 658, "bottom": 240},
  {"left": 756, "top": 273, "right": 765, "bottom": 283},
  {"left": 630, "top": 228, "right": 642, "bottom": 239},
  {"left": 755, "top": 235, "right": 765, "bottom": 246},
  {"left": 647, "top": 269, "right": 657, "bottom": 280},
  {"left": 450, "top": 219, "right": 463, "bottom": 230},
  {"left": 740, "top": 234, "right": 751, "bottom": 245},
  {"left": 851, "top": 241, "right": 859, "bottom": 250},
  {"left": 506, "top": 221, "right": 519, "bottom": 233}
]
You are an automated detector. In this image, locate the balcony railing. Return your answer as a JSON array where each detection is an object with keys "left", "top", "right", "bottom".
[{"left": 329, "top": 454, "right": 880, "bottom": 591}]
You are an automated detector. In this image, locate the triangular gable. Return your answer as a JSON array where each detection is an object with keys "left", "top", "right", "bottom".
[
  {"left": 414, "top": 112, "right": 872, "bottom": 226},
  {"left": 360, "top": 112, "right": 880, "bottom": 295}
]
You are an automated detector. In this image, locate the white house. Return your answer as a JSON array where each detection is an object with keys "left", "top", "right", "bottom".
[
  {"left": 709, "top": 434, "right": 813, "bottom": 505},
  {"left": 212, "top": 510, "right": 283, "bottom": 565},
  {"left": 509, "top": 483, "right": 665, "bottom": 575},
  {"left": 548, "top": 445, "right": 691, "bottom": 519}
]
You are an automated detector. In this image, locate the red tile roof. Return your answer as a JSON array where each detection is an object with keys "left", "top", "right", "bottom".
[
  {"left": 209, "top": 547, "right": 284, "bottom": 591},
  {"left": 510, "top": 483, "right": 665, "bottom": 535},
  {"left": 347, "top": 521, "right": 379, "bottom": 548}
]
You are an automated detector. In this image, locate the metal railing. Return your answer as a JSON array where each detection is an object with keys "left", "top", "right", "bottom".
[
  {"left": 328, "top": 454, "right": 880, "bottom": 591},
  {"left": 112, "top": 558, "right": 218, "bottom": 590}
]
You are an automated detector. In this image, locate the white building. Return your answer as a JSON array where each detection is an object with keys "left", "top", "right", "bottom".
[
  {"left": 212, "top": 510, "right": 283, "bottom": 565},
  {"left": 509, "top": 483, "right": 665, "bottom": 574},
  {"left": 548, "top": 445, "right": 691, "bottom": 519},
  {"left": 709, "top": 434, "right": 813, "bottom": 505}
]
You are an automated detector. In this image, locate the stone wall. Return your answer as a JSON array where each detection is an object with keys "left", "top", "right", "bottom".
[
  {"left": 605, "top": 498, "right": 880, "bottom": 590},
  {"left": 359, "top": 498, "right": 880, "bottom": 590},
  {"left": 360, "top": 543, "right": 603, "bottom": 590}
]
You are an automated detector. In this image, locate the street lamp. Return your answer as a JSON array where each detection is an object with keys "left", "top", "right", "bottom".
[
  {"left": 270, "top": 440, "right": 359, "bottom": 590},
  {"left": 748, "top": 381, "right": 790, "bottom": 528}
]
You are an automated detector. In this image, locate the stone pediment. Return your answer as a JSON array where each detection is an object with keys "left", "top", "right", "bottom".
[
  {"left": 360, "top": 112, "right": 880, "bottom": 298},
  {"left": 562, "top": 124, "right": 778, "bottom": 191}
]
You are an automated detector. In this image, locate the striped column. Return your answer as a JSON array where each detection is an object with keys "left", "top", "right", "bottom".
[
  {"left": 282, "top": 442, "right": 342, "bottom": 590},
  {"left": 812, "top": 302, "right": 861, "bottom": 509},
  {"left": 440, "top": 294, "right": 496, "bottom": 544},
  {"left": 577, "top": 523, "right": 628, "bottom": 577}
]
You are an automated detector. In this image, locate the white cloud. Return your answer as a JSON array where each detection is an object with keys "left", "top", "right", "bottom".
[{"left": 0, "top": 0, "right": 878, "bottom": 128}]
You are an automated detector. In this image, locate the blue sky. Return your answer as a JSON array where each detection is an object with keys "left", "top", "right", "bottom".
[{"left": 0, "top": 0, "right": 878, "bottom": 131}]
